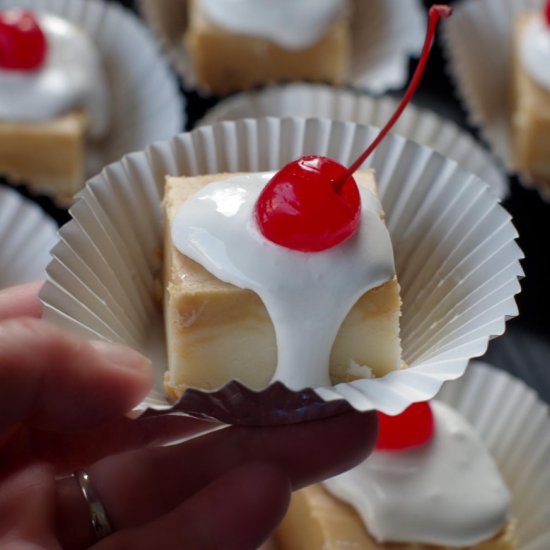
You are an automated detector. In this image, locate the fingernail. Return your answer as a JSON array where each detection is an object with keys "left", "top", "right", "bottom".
[{"left": 90, "top": 340, "right": 152, "bottom": 374}]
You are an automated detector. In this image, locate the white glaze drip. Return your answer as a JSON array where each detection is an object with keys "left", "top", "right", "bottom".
[
  {"left": 171, "top": 172, "right": 395, "bottom": 390},
  {"left": 197, "top": 0, "right": 349, "bottom": 50},
  {"left": 323, "top": 401, "right": 511, "bottom": 547},
  {"left": 520, "top": 15, "right": 550, "bottom": 91},
  {"left": 0, "top": 13, "right": 110, "bottom": 138}
]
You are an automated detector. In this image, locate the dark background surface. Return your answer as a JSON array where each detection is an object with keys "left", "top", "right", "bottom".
[{"left": 2, "top": 0, "right": 549, "bottom": 403}]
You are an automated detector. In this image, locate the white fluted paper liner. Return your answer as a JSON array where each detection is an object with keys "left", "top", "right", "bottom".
[
  {"left": 0, "top": 186, "right": 57, "bottom": 289},
  {"left": 264, "top": 363, "right": 550, "bottom": 547},
  {"left": 199, "top": 83, "right": 508, "bottom": 199},
  {"left": 438, "top": 362, "right": 550, "bottom": 550},
  {"left": 442, "top": 0, "right": 549, "bottom": 200},
  {"left": 0, "top": 0, "right": 184, "bottom": 189},
  {"left": 39, "top": 117, "right": 523, "bottom": 422},
  {"left": 139, "top": 0, "right": 425, "bottom": 95}
]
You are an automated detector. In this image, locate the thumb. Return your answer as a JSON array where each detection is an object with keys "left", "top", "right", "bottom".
[{"left": 0, "top": 318, "right": 152, "bottom": 433}]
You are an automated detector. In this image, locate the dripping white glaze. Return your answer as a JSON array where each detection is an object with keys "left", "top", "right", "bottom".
[
  {"left": 0, "top": 13, "right": 110, "bottom": 138},
  {"left": 520, "top": 14, "right": 550, "bottom": 91},
  {"left": 171, "top": 172, "right": 396, "bottom": 390},
  {"left": 197, "top": 0, "right": 349, "bottom": 50},
  {"left": 323, "top": 401, "right": 511, "bottom": 547}
]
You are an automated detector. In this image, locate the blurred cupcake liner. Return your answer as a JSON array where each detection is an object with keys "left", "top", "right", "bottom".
[
  {"left": 39, "top": 117, "right": 523, "bottom": 424},
  {"left": 139, "top": 0, "right": 425, "bottom": 95},
  {"left": 261, "top": 363, "right": 550, "bottom": 547},
  {"left": 0, "top": 0, "right": 184, "bottom": 192},
  {"left": 439, "top": 362, "right": 550, "bottom": 550},
  {"left": 0, "top": 186, "right": 57, "bottom": 289},
  {"left": 198, "top": 83, "right": 508, "bottom": 199},
  {"left": 442, "top": 0, "right": 548, "bottom": 199}
]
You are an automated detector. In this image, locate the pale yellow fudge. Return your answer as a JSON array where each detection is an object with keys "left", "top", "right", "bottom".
[
  {"left": 274, "top": 400, "right": 517, "bottom": 549},
  {"left": 163, "top": 171, "right": 402, "bottom": 397},
  {"left": 184, "top": 0, "right": 351, "bottom": 94},
  {"left": 0, "top": 112, "right": 87, "bottom": 203},
  {"left": 512, "top": 14, "right": 550, "bottom": 189},
  {"left": 275, "top": 485, "right": 516, "bottom": 550}
]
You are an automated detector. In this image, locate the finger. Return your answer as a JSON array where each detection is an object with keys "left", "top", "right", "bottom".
[
  {"left": 56, "top": 410, "right": 377, "bottom": 548},
  {"left": 3, "top": 415, "right": 219, "bottom": 475},
  {"left": 93, "top": 463, "right": 290, "bottom": 550},
  {"left": 98, "top": 410, "right": 378, "bottom": 515},
  {"left": 0, "top": 463, "right": 57, "bottom": 549},
  {"left": 33, "top": 415, "right": 218, "bottom": 473},
  {"left": 0, "top": 318, "right": 152, "bottom": 433},
  {"left": 0, "top": 281, "right": 43, "bottom": 321}
]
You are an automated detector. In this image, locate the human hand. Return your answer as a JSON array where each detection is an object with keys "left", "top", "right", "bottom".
[{"left": 0, "top": 282, "right": 378, "bottom": 550}]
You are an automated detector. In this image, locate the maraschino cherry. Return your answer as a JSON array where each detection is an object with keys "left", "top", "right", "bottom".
[
  {"left": 545, "top": 0, "right": 550, "bottom": 27},
  {"left": 0, "top": 10, "right": 47, "bottom": 71},
  {"left": 255, "top": 155, "right": 361, "bottom": 252},
  {"left": 255, "top": 5, "right": 452, "bottom": 252},
  {"left": 376, "top": 401, "right": 435, "bottom": 452}
]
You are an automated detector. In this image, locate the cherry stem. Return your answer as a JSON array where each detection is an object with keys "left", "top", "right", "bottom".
[{"left": 333, "top": 5, "right": 452, "bottom": 193}]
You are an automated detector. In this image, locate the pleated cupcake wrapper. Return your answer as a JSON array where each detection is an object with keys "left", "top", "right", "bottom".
[
  {"left": 0, "top": 187, "right": 58, "bottom": 289},
  {"left": 39, "top": 117, "right": 523, "bottom": 425},
  {"left": 198, "top": 83, "right": 508, "bottom": 200},
  {"left": 438, "top": 362, "right": 550, "bottom": 550},
  {"left": 261, "top": 364, "right": 550, "bottom": 547},
  {"left": 0, "top": 0, "right": 184, "bottom": 199},
  {"left": 442, "top": 0, "right": 549, "bottom": 200},
  {"left": 139, "top": 0, "right": 425, "bottom": 95}
]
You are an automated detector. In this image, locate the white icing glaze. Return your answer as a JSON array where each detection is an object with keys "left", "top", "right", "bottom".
[
  {"left": 323, "top": 401, "right": 511, "bottom": 547},
  {"left": 0, "top": 13, "right": 110, "bottom": 138},
  {"left": 520, "top": 15, "right": 550, "bottom": 91},
  {"left": 171, "top": 172, "right": 396, "bottom": 390},
  {"left": 197, "top": 0, "right": 349, "bottom": 50}
]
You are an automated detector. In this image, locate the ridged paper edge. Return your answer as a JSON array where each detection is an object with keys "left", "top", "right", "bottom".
[
  {"left": 0, "top": 187, "right": 58, "bottom": 288},
  {"left": 198, "top": 83, "right": 508, "bottom": 199},
  {"left": 439, "top": 362, "right": 550, "bottom": 549},
  {"left": 442, "top": 0, "right": 550, "bottom": 200},
  {"left": 40, "top": 117, "right": 523, "bottom": 423}
]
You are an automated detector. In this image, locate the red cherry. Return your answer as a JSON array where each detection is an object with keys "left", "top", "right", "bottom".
[
  {"left": 546, "top": 0, "right": 550, "bottom": 27},
  {"left": 376, "top": 401, "right": 435, "bottom": 452},
  {"left": 0, "top": 10, "right": 47, "bottom": 71},
  {"left": 255, "top": 5, "right": 452, "bottom": 252},
  {"left": 256, "top": 156, "right": 361, "bottom": 252}
]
